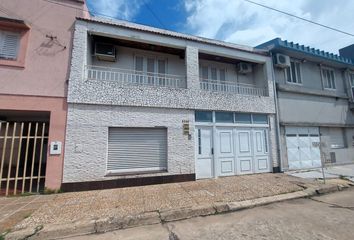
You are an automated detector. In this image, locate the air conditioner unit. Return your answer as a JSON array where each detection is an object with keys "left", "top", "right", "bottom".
[
  {"left": 94, "top": 42, "right": 116, "bottom": 62},
  {"left": 274, "top": 53, "right": 290, "bottom": 68},
  {"left": 237, "top": 62, "right": 252, "bottom": 74}
]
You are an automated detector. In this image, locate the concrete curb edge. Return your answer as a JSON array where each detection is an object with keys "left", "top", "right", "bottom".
[{"left": 5, "top": 183, "right": 351, "bottom": 240}]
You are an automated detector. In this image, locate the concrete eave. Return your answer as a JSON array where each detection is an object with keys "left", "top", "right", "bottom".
[{"left": 76, "top": 17, "right": 269, "bottom": 57}]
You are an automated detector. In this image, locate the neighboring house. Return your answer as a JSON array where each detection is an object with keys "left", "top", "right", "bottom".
[
  {"left": 257, "top": 38, "right": 354, "bottom": 171},
  {"left": 0, "top": 0, "right": 87, "bottom": 196},
  {"left": 62, "top": 17, "right": 278, "bottom": 191}
]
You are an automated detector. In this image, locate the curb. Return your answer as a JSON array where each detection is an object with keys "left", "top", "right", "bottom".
[{"left": 5, "top": 183, "right": 351, "bottom": 240}]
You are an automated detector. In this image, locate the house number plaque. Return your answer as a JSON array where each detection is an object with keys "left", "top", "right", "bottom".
[{"left": 182, "top": 120, "right": 190, "bottom": 135}]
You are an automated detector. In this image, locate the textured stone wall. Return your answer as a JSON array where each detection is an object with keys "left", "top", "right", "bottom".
[
  {"left": 268, "top": 114, "right": 279, "bottom": 168},
  {"left": 63, "top": 104, "right": 195, "bottom": 183},
  {"left": 185, "top": 46, "right": 199, "bottom": 89},
  {"left": 67, "top": 20, "right": 276, "bottom": 114},
  {"left": 64, "top": 20, "right": 280, "bottom": 182}
]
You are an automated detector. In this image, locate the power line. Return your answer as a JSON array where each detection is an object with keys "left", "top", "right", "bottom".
[
  {"left": 143, "top": 2, "right": 167, "bottom": 29},
  {"left": 42, "top": 0, "right": 116, "bottom": 19},
  {"left": 43, "top": 0, "right": 354, "bottom": 38},
  {"left": 42, "top": 0, "right": 168, "bottom": 30},
  {"left": 244, "top": 0, "right": 354, "bottom": 37}
]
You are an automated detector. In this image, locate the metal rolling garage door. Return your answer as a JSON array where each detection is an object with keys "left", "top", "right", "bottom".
[{"left": 107, "top": 128, "right": 167, "bottom": 173}]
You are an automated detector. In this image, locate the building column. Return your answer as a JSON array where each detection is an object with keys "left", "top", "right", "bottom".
[{"left": 185, "top": 46, "right": 199, "bottom": 90}]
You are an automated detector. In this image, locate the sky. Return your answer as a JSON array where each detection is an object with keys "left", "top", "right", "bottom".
[{"left": 86, "top": 0, "right": 354, "bottom": 54}]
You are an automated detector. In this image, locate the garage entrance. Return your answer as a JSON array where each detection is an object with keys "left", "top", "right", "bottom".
[
  {"left": 196, "top": 127, "right": 270, "bottom": 179},
  {"left": 285, "top": 127, "right": 321, "bottom": 170},
  {"left": 0, "top": 120, "right": 49, "bottom": 196},
  {"left": 195, "top": 111, "right": 271, "bottom": 179}
]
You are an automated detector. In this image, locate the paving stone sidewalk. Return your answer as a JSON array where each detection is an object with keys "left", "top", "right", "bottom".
[
  {"left": 0, "top": 195, "right": 54, "bottom": 234},
  {"left": 7, "top": 173, "right": 313, "bottom": 232}
]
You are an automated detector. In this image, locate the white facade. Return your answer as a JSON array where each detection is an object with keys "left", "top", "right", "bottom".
[{"left": 63, "top": 17, "right": 278, "bottom": 184}]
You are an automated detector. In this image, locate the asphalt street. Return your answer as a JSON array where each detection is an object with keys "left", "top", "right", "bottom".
[{"left": 69, "top": 188, "right": 354, "bottom": 240}]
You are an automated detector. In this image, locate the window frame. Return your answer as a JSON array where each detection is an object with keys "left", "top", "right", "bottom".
[
  {"left": 321, "top": 66, "right": 336, "bottom": 90},
  {"left": 199, "top": 65, "right": 228, "bottom": 82},
  {"left": 133, "top": 54, "right": 168, "bottom": 74},
  {"left": 285, "top": 59, "right": 302, "bottom": 85},
  {"left": 0, "top": 21, "right": 29, "bottom": 68},
  {"left": 0, "top": 30, "right": 20, "bottom": 60},
  {"left": 195, "top": 111, "right": 269, "bottom": 126},
  {"left": 349, "top": 71, "right": 354, "bottom": 99}
]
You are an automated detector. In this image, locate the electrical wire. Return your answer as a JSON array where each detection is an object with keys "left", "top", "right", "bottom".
[
  {"left": 143, "top": 2, "right": 167, "bottom": 29},
  {"left": 244, "top": 0, "right": 354, "bottom": 37},
  {"left": 42, "top": 0, "right": 167, "bottom": 30},
  {"left": 40, "top": 0, "right": 354, "bottom": 38}
]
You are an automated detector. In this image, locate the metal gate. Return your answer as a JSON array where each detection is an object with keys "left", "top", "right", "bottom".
[{"left": 0, "top": 121, "right": 48, "bottom": 196}]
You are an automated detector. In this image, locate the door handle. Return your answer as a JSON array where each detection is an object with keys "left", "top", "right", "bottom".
[{"left": 211, "top": 148, "right": 214, "bottom": 155}]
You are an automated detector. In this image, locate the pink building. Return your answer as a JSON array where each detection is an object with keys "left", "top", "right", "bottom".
[{"left": 0, "top": 0, "right": 88, "bottom": 195}]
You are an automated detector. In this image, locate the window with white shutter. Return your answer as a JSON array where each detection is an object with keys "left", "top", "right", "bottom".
[{"left": 0, "top": 30, "right": 20, "bottom": 60}]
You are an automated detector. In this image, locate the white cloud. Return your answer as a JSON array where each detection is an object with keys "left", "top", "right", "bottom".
[
  {"left": 89, "top": 0, "right": 144, "bottom": 20},
  {"left": 184, "top": 0, "right": 354, "bottom": 53}
]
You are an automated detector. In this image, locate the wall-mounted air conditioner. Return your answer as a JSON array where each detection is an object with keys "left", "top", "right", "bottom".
[
  {"left": 274, "top": 53, "right": 290, "bottom": 68},
  {"left": 94, "top": 42, "right": 116, "bottom": 62},
  {"left": 237, "top": 62, "right": 252, "bottom": 74}
]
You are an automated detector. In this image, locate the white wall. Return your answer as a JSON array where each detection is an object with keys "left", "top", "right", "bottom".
[
  {"left": 278, "top": 92, "right": 354, "bottom": 125},
  {"left": 63, "top": 104, "right": 195, "bottom": 183}
]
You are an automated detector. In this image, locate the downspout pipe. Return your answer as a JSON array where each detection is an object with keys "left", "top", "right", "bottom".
[{"left": 269, "top": 52, "right": 284, "bottom": 172}]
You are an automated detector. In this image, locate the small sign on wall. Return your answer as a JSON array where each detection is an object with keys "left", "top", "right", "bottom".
[
  {"left": 182, "top": 120, "right": 192, "bottom": 139},
  {"left": 50, "top": 141, "right": 62, "bottom": 155},
  {"left": 182, "top": 120, "right": 190, "bottom": 135}
]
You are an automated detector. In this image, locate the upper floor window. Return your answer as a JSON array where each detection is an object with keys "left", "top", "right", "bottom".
[
  {"left": 0, "top": 30, "right": 20, "bottom": 60},
  {"left": 134, "top": 55, "right": 167, "bottom": 75},
  {"left": 200, "top": 66, "right": 226, "bottom": 82},
  {"left": 285, "top": 60, "right": 302, "bottom": 84},
  {"left": 321, "top": 67, "right": 336, "bottom": 90},
  {"left": 350, "top": 72, "right": 354, "bottom": 98}
]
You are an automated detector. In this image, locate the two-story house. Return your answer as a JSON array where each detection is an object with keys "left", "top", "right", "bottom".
[
  {"left": 257, "top": 38, "right": 354, "bottom": 171},
  {"left": 0, "top": 0, "right": 87, "bottom": 196},
  {"left": 62, "top": 17, "right": 279, "bottom": 191}
]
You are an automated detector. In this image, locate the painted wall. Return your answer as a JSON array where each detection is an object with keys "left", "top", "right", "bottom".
[
  {"left": 0, "top": 95, "right": 67, "bottom": 189},
  {"left": 0, "top": 0, "right": 87, "bottom": 97},
  {"left": 320, "top": 127, "right": 354, "bottom": 164},
  {"left": 277, "top": 92, "right": 354, "bottom": 126},
  {"left": 63, "top": 104, "right": 195, "bottom": 183},
  {"left": 0, "top": 0, "right": 87, "bottom": 190},
  {"left": 274, "top": 60, "right": 347, "bottom": 96}
]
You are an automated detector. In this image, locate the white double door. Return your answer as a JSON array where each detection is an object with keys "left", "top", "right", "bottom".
[
  {"left": 285, "top": 127, "right": 321, "bottom": 170},
  {"left": 196, "top": 127, "right": 270, "bottom": 179}
]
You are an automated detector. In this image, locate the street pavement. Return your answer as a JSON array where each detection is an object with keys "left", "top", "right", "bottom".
[
  {"left": 288, "top": 163, "right": 354, "bottom": 183},
  {"left": 12, "top": 173, "right": 306, "bottom": 231},
  {"left": 69, "top": 188, "right": 354, "bottom": 240}
]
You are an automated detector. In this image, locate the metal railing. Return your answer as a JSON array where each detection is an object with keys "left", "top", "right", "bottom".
[
  {"left": 0, "top": 122, "right": 47, "bottom": 196},
  {"left": 86, "top": 65, "right": 186, "bottom": 89},
  {"left": 200, "top": 79, "right": 267, "bottom": 96}
]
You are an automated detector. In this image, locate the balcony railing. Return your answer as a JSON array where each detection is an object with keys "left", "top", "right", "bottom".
[
  {"left": 200, "top": 79, "right": 267, "bottom": 96},
  {"left": 86, "top": 65, "right": 186, "bottom": 89}
]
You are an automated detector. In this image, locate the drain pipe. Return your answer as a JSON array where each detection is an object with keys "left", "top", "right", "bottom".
[{"left": 269, "top": 52, "right": 284, "bottom": 172}]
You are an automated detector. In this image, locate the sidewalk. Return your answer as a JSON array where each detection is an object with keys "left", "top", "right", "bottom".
[
  {"left": 287, "top": 164, "right": 354, "bottom": 182},
  {"left": 3, "top": 173, "right": 351, "bottom": 239}
]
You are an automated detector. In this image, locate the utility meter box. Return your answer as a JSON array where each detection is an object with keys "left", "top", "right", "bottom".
[{"left": 50, "top": 141, "right": 62, "bottom": 155}]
